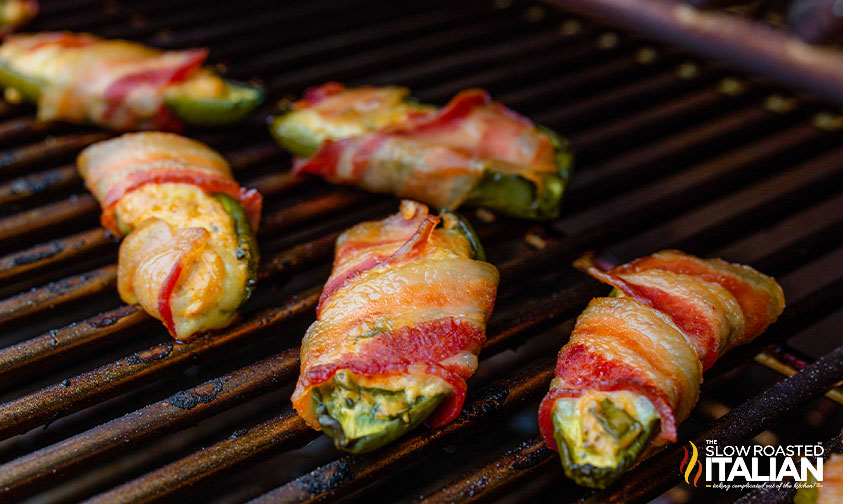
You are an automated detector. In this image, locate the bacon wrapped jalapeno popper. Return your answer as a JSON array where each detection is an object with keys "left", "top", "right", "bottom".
[
  {"left": 539, "top": 250, "right": 785, "bottom": 489},
  {"left": 795, "top": 453, "right": 843, "bottom": 504},
  {"left": 0, "top": 32, "right": 263, "bottom": 130},
  {"left": 291, "top": 200, "right": 499, "bottom": 453},
  {"left": 0, "top": 0, "right": 37, "bottom": 38},
  {"left": 270, "top": 83, "right": 573, "bottom": 220},
  {"left": 77, "top": 132, "right": 261, "bottom": 340}
]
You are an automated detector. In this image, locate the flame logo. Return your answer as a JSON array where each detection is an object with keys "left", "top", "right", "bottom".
[{"left": 679, "top": 441, "right": 703, "bottom": 487}]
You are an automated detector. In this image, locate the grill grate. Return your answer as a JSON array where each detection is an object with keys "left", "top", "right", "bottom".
[{"left": 0, "top": 1, "right": 842, "bottom": 503}]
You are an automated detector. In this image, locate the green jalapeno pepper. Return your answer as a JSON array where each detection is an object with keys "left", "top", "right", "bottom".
[
  {"left": 313, "top": 370, "right": 444, "bottom": 454},
  {"left": 310, "top": 208, "right": 485, "bottom": 454},
  {"left": 268, "top": 93, "right": 573, "bottom": 221},
  {"left": 0, "top": 60, "right": 263, "bottom": 127},
  {"left": 552, "top": 396, "right": 660, "bottom": 489},
  {"left": 0, "top": 60, "right": 40, "bottom": 102},
  {"left": 214, "top": 193, "right": 259, "bottom": 305},
  {"left": 163, "top": 80, "right": 263, "bottom": 127}
]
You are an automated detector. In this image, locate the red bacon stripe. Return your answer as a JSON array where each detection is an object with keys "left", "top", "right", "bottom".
[
  {"left": 296, "top": 81, "right": 347, "bottom": 108},
  {"left": 292, "top": 138, "right": 347, "bottom": 178},
  {"left": 101, "top": 48, "right": 207, "bottom": 129},
  {"left": 157, "top": 259, "right": 183, "bottom": 338},
  {"left": 299, "top": 316, "right": 484, "bottom": 428},
  {"left": 22, "top": 32, "right": 96, "bottom": 51},
  {"left": 100, "top": 166, "right": 261, "bottom": 236},
  {"left": 400, "top": 89, "right": 491, "bottom": 133},
  {"left": 316, "top": 213, "right": 438, "bottom": 315},
  {"left": 539, "top": 343, "right": 678, "bottom": 450},
  {"left": 613, "top": 252, "right": 775, "bottom": 342},
  {"left": 589, "top": 268, "right": 721, "bottom": 371}
]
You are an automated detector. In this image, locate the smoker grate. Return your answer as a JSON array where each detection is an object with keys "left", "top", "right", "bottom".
[{"left": 0, "top": 0, "right": 842, "bottom": 503}]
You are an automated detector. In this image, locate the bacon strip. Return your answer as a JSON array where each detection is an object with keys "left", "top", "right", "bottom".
[
  {"left": 291, "top": 85, "right": 558, "bottom": 211},
  {"left": 79, "top": 132, "right": 262, "bottom": 237},
  {"left": 292, "top": 200, "right": 499, "bottom": 430},
  {"left": 101, "top": 47, "right": 207, "bottom": 127},
  {"left": 0, "top": 32, "right": 209, "bottom": 130},
  {"left": 539, "top": 250, "right": 784, "bottom": 451},
  {"left": 78, "top": 132, "right": 261, "bottom": 340},
  {"left": 100, "top": 166, "right": 261, "bottom": 236}
]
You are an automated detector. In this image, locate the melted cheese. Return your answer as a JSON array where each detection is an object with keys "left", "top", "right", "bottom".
[
  {"left": 554, "top": 391, "right": 659, "bottom": 468},
  {"left": 116, "top": 183, "right": 248, "bottom": 338}
]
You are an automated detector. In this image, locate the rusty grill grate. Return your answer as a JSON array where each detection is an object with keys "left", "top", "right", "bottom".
[{"left": 0, "top": 0, "right": 842, "bottom": 503}]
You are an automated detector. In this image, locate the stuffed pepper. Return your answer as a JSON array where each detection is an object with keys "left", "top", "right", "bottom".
[
  {"left": 77, "top": 132, "right": 261, "bottom": 340},
  {"left": 270, "top": 83, "right": 573, "bottom": 220},
  {"left": 539, "top": 250, "right": 785, "bottom": 488},
  {"left": 795, "top": 453, "right": 843, "bottom": 504},
  {"left": 0, "top": 0, "right": 37, "bottom": 38},
  {"left": 0, "top": 31, "right": 263, "bottom": 130},
  {"left": 291, "top": 200, "right": 499, "bottom": 453}
]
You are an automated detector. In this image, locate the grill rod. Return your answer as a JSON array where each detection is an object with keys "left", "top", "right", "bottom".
[
  {"left": 414, "top": 330, "right": 843, "bottom": 504},
  {"left": 3, "top": 117, "right": 842, "bottom": 438},
  {"left": 0, "top": 348, "right": 302, "bottom": 502},
  {"left": 0, "top": 234, "right": 337, "bottom": 380},
  {"left": 106, "top": 189, "right": 843, "bottom": 500},
  {"left": 585, "top": 343, "right": 843, "bottom": 503},
  {"left": 2, "top": 107, "right": 837, "bottom": 342},
  {"left": 0, "top": 190, "right": 371, "bottom": 330}
]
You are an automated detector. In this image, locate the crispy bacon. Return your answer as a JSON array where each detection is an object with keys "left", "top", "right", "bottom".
[
  {"left": 292, "top": 200, "right": 499, "bottom": 430},
  {"left": 538, "top": 344, "right": 678, "bottom": 451},
  {"left": 300, "top": 317, "right": 485, "bottom": 428},
  {"left": 158, "top": 259, "right": 183, "bottom": 336},
  {"left": 606, "top": 251, "right": 782, "bottom": 342},
  {"left": 539, "top": 250, "right": 784, "bottom": 451}
]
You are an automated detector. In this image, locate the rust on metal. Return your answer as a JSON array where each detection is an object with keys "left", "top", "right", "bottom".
[
  {"left": 0, "top": 164, "right": 81, "bottom": 206},
  {"left": 0, "top": 287, "right": 319, "bottom": 439},
  {"left": 415, "top": 436, "right": 554, "bottom": 504},
  {"left": 249, "top": 360, "right": 555, "bottom": 504},
  {"left": 0, "top": 349, "right": 300, "bottom": 501},
  {"left": 85, "top": 412, "right": 318, "bottom": 504}
]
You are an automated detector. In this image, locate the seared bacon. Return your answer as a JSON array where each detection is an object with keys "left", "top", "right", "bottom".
[
  {"left": 539, "top": 250, "right": 784, "bottom": 489},
  {"left": 291, "top": 200, "right": 499, "bottom": 452},
  {"left": 77, "top": 132, "right": 261, "bottom": 340}
]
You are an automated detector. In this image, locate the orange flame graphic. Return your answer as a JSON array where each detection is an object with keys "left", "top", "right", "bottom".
[{"left": 679, "top": 441, "right": 703, "bottom": 487}]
